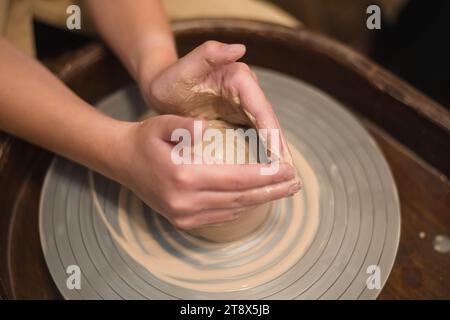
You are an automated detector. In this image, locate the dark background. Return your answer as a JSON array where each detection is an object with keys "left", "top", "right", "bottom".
[{"left": 36, "top": 0, "right": 450, "bottom": 109}]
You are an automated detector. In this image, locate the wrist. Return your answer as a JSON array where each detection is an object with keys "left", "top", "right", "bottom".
[
  {"left": 92, "top": 117, "right": 136, "bottom": 186},
  {"left": 133, "top": 35, "right": 178, "bottom": 85},
  {"left": 133, "top": 38, "right": 177, "bottom": 113}
]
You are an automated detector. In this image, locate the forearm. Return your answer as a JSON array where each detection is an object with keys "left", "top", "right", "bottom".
[
  {"left": 0, "top": 37, "right": 130, "bottom": 181},
  {"left": 87, "top": 0, "right": 178, "bottom": 84}
]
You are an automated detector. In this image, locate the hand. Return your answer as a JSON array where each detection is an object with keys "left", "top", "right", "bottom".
[
  {"left": 138, "top": 41, "right": 285, "bottom": 143},
  {"left": 114, "top": 114, "right": 300, "bottom": 230}
]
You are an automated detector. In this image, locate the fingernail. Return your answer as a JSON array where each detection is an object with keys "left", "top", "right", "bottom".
[
  {"left": 289, "top": 182, "right": 301, "bottom": 195},
  {"left": 225, "top": 44, "right": 245, "bottom": 54},
  {"left": 273, "top": 164, "right": 293, "bottom": 182}
]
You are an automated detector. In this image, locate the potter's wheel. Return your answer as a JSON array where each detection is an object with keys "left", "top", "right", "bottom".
[{"left": 39, "top": 67, "right": 400, "bottom": 299}]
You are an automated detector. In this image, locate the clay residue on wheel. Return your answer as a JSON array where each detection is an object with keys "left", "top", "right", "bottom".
[{"left": 90, "top": 143, "right": 319, "bottom": 292}]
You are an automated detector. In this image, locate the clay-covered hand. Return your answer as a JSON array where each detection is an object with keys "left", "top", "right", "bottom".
[
  {"left": 115, "top": 114, "right": 299, "bottom": 230},
  {"left": 138, "top": 40, "right": 283, "bottom": 136}
]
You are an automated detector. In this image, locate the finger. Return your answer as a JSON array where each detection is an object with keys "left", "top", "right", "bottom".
[
  {"left": 228, "top": 66, "right": 289, "bottom": 161},
  {"left": 190, "top": 205, "right": 258, "bottom": 227},
  {"left": 169, "top": 206, "right": 247, "bottom": 230},
  {"left": 192, "top": 162, "right": 295, "bottom": 191},
  {"left": 249, "top": 69, "right": 258, "bottom": 82},
  {"left": 177, "top": 41, "right": 246, "bottom": 80},
  {"left": 198, "top": 178, "right": 301, "bottom": 210}
]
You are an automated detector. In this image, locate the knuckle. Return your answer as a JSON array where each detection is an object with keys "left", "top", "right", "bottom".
[
  {"left": 172, "top": 167, "right": 192, "bottom": 187},
  {"left": 233, "top": 62, "right": 251, "bottom": 75},
  {"left": 250, "top": 70, "right": 259, "bottom": 82},
  {"left": 164, "top": 195, "right": 191, "bottom": 215},
  {"left": 234, "top": 193, "right": 248, "bottom": 206},
  {"left": 202, "top": 40, "right": 221, "bottom": 57},
  {"left": 172, "top": 217, "right": 195, "bottom": 230},
  {"left": 230, "top": 63, "right": 252, "bottom": 82},
  {"left": 235, "top": 62, "right": 251, "bottom": 72}
]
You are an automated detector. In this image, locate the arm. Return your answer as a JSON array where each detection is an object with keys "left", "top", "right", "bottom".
[
  {"left": 86, "top": 0, "right": 177, "bottom": 86},
  {"left": 87, "top": 1, "right": 294, "bottom": 163},
  {"left": 0, "top": 37, "right": 296, "bottom": 229},
  {"left": 0, "top": 37, "right": 127, "bottom": 182}
]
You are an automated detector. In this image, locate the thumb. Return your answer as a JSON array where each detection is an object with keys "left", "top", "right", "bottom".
[{"left": 177, "top": 41, "right": 246, "bottom": 79}]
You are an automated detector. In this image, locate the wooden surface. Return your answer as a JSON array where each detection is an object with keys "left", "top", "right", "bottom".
[
  {"left": 0, "top": 19, "right": 448, "bottom": 299},
  {"left": 364, "top": 122, "right": 449, "bottom": 299}
]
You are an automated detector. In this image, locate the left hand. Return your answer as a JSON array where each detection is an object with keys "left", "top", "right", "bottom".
[{"left": 138, "top": 40, "right": 284, "bottom": 140}]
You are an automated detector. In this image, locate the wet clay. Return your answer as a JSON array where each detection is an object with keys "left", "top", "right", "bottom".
[
  {"left": 188, "top": 117, "right": 271, "bottom": 242},
  {"left": 150, "top": 92, "right": 296, "bottom": 242}
]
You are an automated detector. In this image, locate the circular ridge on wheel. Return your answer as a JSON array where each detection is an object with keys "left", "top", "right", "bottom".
[{"left": 39, "top": 66, "right": 400, "bottom": 300}]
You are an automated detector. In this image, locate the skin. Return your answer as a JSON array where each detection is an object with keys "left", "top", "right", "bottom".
[{"left": 0, "top": 0, "right": 300, "bottom": 230}]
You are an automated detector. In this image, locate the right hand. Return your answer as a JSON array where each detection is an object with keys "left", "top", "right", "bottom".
[{"left": 114, "top": 114, "right": 300, "bottom": 230}]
